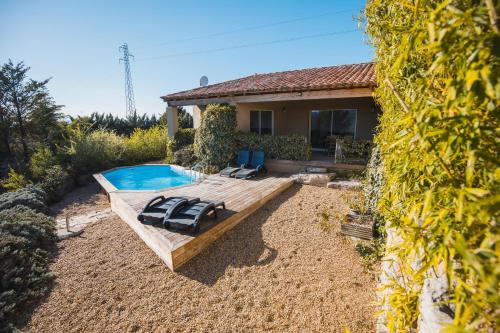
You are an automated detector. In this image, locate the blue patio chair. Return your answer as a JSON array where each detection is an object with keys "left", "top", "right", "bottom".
[
  {"left": 219, "top": 149, "right": 250, "bottom": 177},
  {"left": 234, "top": 150, "right": 266, "bottom": 179}
]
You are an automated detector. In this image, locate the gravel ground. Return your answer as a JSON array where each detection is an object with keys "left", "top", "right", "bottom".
[
  {"left": 21, "top": 184, "right": 378, "bottom": 333},
  {"left": 49, "top": 182, "right": 109, "bottom": 219}
]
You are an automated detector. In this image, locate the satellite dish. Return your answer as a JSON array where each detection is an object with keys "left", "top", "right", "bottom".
[{"left": 199, "top": 75, "right": 209, "bottom": 87}]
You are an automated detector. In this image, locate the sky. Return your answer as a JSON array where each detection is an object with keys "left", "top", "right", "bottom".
[{"left": 0, "top": 0, "right": 373, "bottom": 118}]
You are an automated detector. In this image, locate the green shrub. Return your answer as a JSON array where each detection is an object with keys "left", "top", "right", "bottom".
[
  {"left": 0, "top": 185, "right": 48, "bottom": 214},
  {"left": 194, "top": 104, "right": 236, "bottom": 168},
  {"left": 366, "top": 1, "right": 498, "bottom": 330},
  {"left": 339, "top": 140, "right": 372, "bottom": 161},
  {"left": 125, "top": 125, "right": 169, "bottom": 163},
  {"left": 1, "top": 168, "right": 31, "bottom": 192},
  {"left": 67, "top": 128, "right": 126, "bottom": 174},
  {"left": 164, "top": 128, "right": 196, "bottom": 165},
  {"left": 173, "top": 145, "right": 197, "bottom": 167},
  {"left": 173, "top": 128, "right": 196, "bottom": 151},
  {"left": 39, "top": 165, "right": 73, "bottom": 203},
  {"left": 235, "top": 132, "right": 311, "bottom": 161},
  {"left": 0, "top": 206, "right": 56, "bottom": 331},
  {"left": 29, "top": 147, "right": 57, "bottom": 181}
]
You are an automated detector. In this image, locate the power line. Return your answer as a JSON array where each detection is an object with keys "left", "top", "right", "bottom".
[
  {"left": 135, "top": 7, "right": 362, "bottom": 49},
  {"left": 134, "top": 29, "right": 359, "bottom": 61}
]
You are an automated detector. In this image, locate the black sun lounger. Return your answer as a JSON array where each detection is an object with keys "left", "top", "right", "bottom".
[
  {"left": 163, "top": 200, "right": 226, "bottom": 234},
  {"left": 137, "top": 196, "right": 200, "bottom": 224}
]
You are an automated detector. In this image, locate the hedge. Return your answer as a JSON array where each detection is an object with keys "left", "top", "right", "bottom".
[
  {"left": 194, "top": 104, "right": 236, "bottom": 168},
  {"left": 366, "top": 1, "right": 499, "bottom": 331},
  {"left": 235, "top": 132, "right": 311, "bottom": 161},
  {"left": 0, "top": 205, "right": 56, "bottom": 331},
  {"left": 339, "top": 140, "right": 372, "bottom": 161}
]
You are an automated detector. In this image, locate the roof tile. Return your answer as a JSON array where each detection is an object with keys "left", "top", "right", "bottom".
[{"left": 162, "top": 62, "right": 375, "bottom": 101}]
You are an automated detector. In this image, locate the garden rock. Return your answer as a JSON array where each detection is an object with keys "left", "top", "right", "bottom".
[
  {"left": 291, "top": 172, "right": 333, "bottom": 186},
  {"left": 326, "top": 180, "right": 362, "bottom": 190}
]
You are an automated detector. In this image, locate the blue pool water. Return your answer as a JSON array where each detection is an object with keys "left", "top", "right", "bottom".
[{"left": 103, "top": 165, "right": 192, "bottom": 190}]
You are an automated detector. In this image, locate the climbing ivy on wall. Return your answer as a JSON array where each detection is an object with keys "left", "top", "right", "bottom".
[
  {"left": 365, "top": 0, "right": 499, "bottom": 331},
  {"left": 193, "top": 104, "right": 236, "bottom": 168}
]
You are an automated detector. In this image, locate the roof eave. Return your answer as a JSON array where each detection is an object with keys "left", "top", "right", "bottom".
[{"left": 161, "top": 83, "right": 376, "bottom": 103}]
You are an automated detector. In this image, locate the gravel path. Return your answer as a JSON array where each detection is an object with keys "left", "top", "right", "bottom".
[{"left": 21, "top": 184, "right": 378, "bottom": 333}]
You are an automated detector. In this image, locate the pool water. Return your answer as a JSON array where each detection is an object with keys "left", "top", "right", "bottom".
[{"left": 103, "top": 165, "right": 192, "bottom": 190}]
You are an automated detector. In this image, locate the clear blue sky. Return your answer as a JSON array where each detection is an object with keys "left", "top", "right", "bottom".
[{"left": 0, "top": 0, "right": 373, "bottom": 118}]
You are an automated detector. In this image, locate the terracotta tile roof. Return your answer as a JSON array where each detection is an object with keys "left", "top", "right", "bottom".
[{"left": 162, "top": 62, "right": 376, "bottom": 101}]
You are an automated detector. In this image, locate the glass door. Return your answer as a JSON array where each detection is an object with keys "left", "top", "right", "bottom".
[
  {"left": 310, "top": 110, "right": 357, "bottom": 150},
  {"left": 310, "top": 110, "right": 332, "bottom": 149}
]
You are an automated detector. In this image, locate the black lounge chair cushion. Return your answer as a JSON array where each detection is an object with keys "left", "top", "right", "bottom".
[
  {"left": 163, "top": 200, "right": 226, "bottom": 234},
  {"left": 137, "top": 196, "right": 199, "bottom": 224}
]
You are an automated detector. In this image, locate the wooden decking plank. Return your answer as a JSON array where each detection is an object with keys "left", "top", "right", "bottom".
[
  {"left": 170, "top": 179, "right": 293, "bottom": 268},
  {"left": 95, "top": 173, "right": 293, "bottom": 270}
]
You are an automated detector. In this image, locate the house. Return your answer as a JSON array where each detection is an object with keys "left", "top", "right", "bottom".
[{"left": 161, "top": 62, "right": 379, "bottom": 168}]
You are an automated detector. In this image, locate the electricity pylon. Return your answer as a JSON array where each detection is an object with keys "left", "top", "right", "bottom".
[{"left": 119, "top": 43, "right": 137, "bottom": 119}]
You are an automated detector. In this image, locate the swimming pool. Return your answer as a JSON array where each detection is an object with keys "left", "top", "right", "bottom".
[{"left": 102, "top": 165, "right": 194, "bottom": 191}]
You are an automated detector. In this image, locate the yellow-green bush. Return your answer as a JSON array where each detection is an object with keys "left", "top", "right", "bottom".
[
  {"left": 125, "top": 125, "right": 169, "bottom": 163},
  {"left": 68, "top": 126, "right": 169, "bottom": 173},
  {"left": 366, "top": 1, "right": 499, "bottom": 331},
  {"left": 67, "top": 128, "right": 126, "bottom": 174},
  {"left": 1, "top": 168, "right": 31, "bottom": 192}
]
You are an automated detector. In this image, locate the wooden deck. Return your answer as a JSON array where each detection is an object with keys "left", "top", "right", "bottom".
[{"left": 97, "top": 174, "right": 293, "bottom": 271}]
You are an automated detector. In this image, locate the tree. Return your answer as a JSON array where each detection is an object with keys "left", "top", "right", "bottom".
[
  {"left": 0, "top": 86, "right": 12, "bottom": 156},
  {"left": 0, "top": 60, "right": 51, "bottom": 163},
  {"left": 28, "top": 96, "right": 64, "bottom": 153},
  {"left": 160, "top": 106, "right": 193, "bottom": 129},
  {"left": 178, "top": 107, "right": 193, "bottom": 129}
]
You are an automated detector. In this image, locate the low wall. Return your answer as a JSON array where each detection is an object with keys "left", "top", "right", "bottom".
[{"left": 266, "top": 159, "right": 365, "bottom": 174}]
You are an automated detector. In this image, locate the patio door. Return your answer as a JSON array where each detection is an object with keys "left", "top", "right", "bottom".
[{"left": 309, "top": 110, "right": 357, "bottom": 149}]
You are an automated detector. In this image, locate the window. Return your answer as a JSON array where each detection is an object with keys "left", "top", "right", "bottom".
[{"left": 250, "top": 110, "right": 273, "bottom": 135}]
